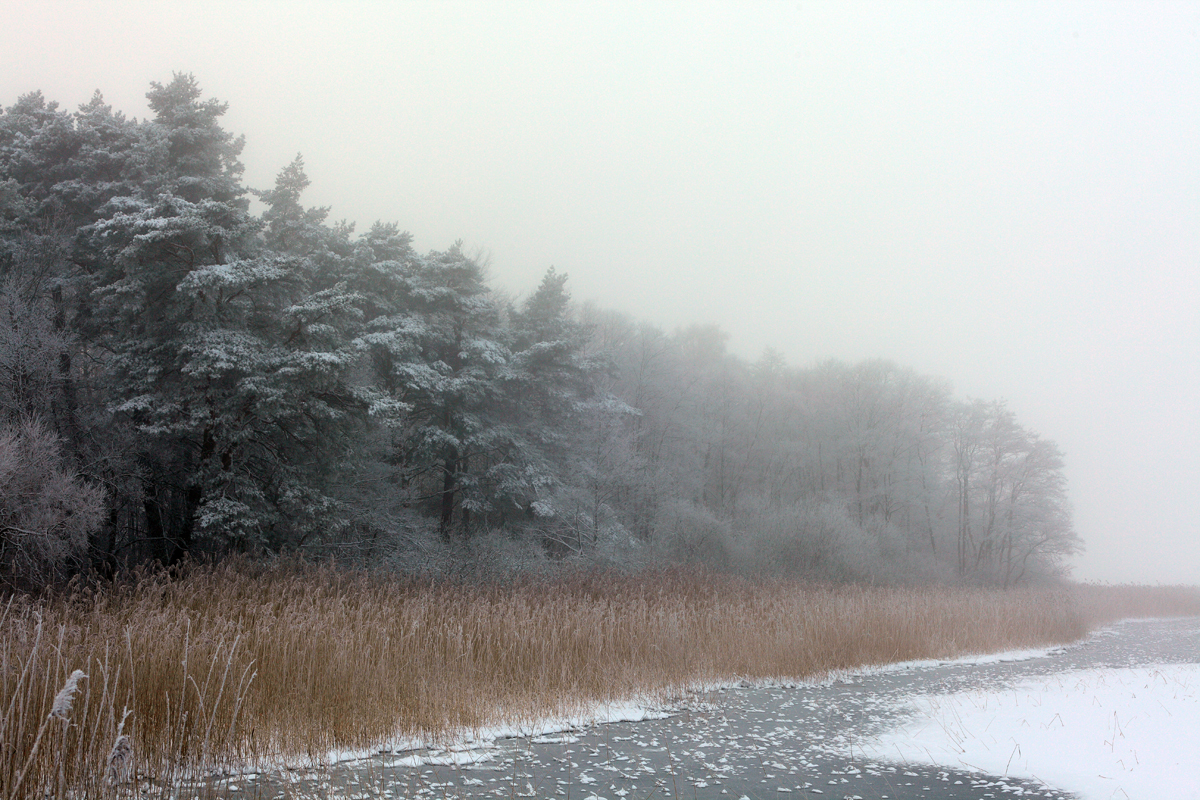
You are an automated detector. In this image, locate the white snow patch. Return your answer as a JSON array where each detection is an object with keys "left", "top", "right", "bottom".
[
  {"left": 862, "top": 663, "right": 1200, "bottom": 799},
  {"left": 310, "top": 699, "right": 672, "bottom": 769},
  {"left": 694, "top": 643, "right": 1070, "bottom": 692},
  {"left": 390, "top": 748, "right": 497, "bottom": 768},
  {"left": 847, "top": 645, "right": 1068, "bottom": 677}
]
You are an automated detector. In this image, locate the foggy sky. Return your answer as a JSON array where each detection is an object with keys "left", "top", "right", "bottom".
[{"left": 4, "top": 1, "right": 1198, "bottom": 583}]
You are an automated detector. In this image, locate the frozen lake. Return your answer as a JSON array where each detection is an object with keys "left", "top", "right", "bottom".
[{"left": 208, "top": 617, "right": 1199, "bottom": 800}]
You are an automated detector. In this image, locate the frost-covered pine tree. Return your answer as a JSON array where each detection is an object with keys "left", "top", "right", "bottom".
[
  {"left": 81, "top": 75, "right": 256, "bottom": 557},
  {"left": 81, "top": 76, "right": 376, "bottom": 555},
  {"left": 363, "top": 243, "right": 513, "bottom": 539},
  {"left": 500, "top": 267, "right": 614, "bottom": 545}
]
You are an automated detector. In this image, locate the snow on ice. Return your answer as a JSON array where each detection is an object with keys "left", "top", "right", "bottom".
[{"left": 863, "top": 663, "right": 1200, "bottom": 799}]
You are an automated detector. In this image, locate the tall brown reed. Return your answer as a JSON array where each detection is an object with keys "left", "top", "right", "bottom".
[{"left": 1, "top": 558, "right": 1196, "bottom": 799}]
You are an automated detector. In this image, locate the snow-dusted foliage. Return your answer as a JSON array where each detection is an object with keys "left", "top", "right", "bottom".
[
  {"left": 0, "top": 417, "right": 104, "bottom": 587},
  {"left": 0, "top": 75, "right": 1079, "bottom": 585}
]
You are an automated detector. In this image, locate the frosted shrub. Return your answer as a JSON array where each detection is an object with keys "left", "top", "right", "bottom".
[
  {"left": 452, "top": 529, "right": 554, "bottom": 579},
  {"left": 652, "top": 500, "right": 733, "bottom": 569},
  {"left": 587, "top": 521, "right": 647, "bottom": 570},
  {"left": 736, "top": 501, "right": 878, "bottom": 581},
  {"left": 0, "top": 417, "right": 105, "bottom": 588}
]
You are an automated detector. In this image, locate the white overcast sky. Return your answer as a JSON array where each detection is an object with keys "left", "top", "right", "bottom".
[{"left": 4, "top": 1, "right": 1198, "bottom": 583}]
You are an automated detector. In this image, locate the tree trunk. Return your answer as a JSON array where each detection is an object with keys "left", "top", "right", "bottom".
[
  {"left": 438, "top": 446, "right": 458, "bottom": 542},
  {"left": 172, "top": 426, "right": 215, "bottom": 563}
]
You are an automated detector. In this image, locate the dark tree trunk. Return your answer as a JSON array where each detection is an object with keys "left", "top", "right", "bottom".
[
  {"left": 143, "top": 484, "right": 168, "bottom": 560},
  {"left": 439, "top": 446, "right": 458, "bottom": 542},
  {"left": 172, "top": 427, "right": 216, "bottom": 563},
  {"left": 173, "top": 483, "right": 201, "bottom": 565},
  {"left": 459, "top": 454, "right": 471, "bottom": 534},
  {"left": 90, "top": 505, "right": 121, "bottom": 579}
]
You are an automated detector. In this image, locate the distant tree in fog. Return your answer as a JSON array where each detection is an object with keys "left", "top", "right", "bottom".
[{"left": 950, "top": 400, "right": 1080, "bottom": 583}]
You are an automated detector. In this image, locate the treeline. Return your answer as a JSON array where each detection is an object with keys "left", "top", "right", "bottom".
[{"left": 0, "top": 75, "right": 1079, "bottom": 589}]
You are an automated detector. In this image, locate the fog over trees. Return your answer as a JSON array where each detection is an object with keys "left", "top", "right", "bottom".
[{"left": 0, "top": 76, "right": 1080, "bottom": 589}]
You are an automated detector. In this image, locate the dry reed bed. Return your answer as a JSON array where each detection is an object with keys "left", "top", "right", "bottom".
[{"left": 2, "top": 561, "right": 1198, "bottom": 798}]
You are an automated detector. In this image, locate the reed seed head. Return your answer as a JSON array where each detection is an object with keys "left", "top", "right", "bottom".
[
  {"left": 49, "top": 669, "right": 86, "bottom": 720},
  {"left": 105, "top": 735, "right": 132, "bottom": 785}
]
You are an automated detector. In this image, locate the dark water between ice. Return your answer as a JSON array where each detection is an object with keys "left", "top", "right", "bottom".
[{"left": 202, "top": 617, "right": 1200, "bottom": 800}]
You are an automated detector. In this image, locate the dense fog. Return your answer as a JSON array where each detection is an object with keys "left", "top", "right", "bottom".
[
  {"left": 1, "top": 77, "right": 1076, "bottom": 587},
  {"left": 2, "top": 2, "right": 1197, "bottom": 584}
]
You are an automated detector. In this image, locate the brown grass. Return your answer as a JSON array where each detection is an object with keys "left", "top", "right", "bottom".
[{"left": 2, "top": 559, "right": 1197, "bottom": 798}]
